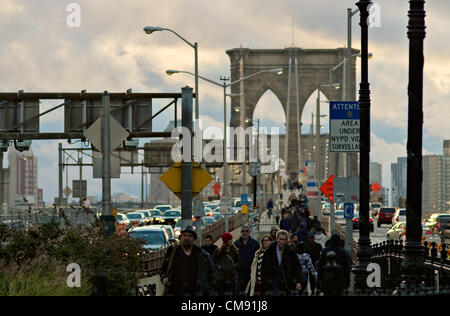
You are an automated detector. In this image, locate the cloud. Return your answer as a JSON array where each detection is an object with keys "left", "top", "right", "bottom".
[{"left": 1, "top": 0, "right": 448, "bottom": 202}]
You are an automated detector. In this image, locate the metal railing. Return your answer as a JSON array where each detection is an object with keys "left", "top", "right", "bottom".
[{"left": 371, "top": 240, "right": 449, "bottom": 291}]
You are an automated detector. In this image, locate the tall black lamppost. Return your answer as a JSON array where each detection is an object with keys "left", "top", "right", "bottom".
[
  {"left": 400, "top": 0, "right": 426, "bottom": 290},
  {"left": 352, "top": 0, "right": 372, "bottom": 291}
]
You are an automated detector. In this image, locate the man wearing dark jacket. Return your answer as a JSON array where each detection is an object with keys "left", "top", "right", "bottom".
[
  {"left": 234, "top": 225, "right": 260, "bottom": 294},
  {"left": 317, "top": 234, "right": 352, "bottom": 291},
  {"left": 160, "top": 226, "right": 216, "bottom": 296},
  {"left": 261, "top": 230, "right": 303, "bottom": 295},
  {"left": 201, "top": 234, "right": 218, "bottom": 258}
]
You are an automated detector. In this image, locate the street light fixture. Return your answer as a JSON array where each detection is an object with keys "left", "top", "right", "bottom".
[{"left": 143, "top": 26, "right": 199, "bottom": 121}]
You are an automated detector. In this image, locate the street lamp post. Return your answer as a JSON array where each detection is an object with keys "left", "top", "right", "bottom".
[
  {"left": 166, "top": 67, "right": 282, "bottom": 229},
  {"left": 315, "top": 83, "right": 339, "bottom": 218},
  {"left": 353, "top": 0, "right": 373, "bottom": 292},
  {"left": 400, "top": 0, "right": 426, "bottom": 290}
]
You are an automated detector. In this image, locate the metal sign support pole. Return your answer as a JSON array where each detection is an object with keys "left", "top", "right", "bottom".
[{"left": 181, "top": 87, "right": 193, "bottom": 231}]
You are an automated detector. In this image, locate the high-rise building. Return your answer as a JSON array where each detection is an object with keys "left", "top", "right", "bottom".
[
  {"left": 422, "top": 155, "right": 450, "bottom": 218},
  {"left": 7, "top": 147, "right": 41, "bottom": 207},
  {"left": 444, "top": 139, "right": 450, "bottom": 156},
  {"left": 391, "top": 157, "right": 407, "bottom": 207}
]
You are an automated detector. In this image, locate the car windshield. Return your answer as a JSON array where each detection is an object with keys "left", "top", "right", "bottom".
[
  {"left": 398, "top": 209, "right": 407, "bottom": 216},
  {"left": 381, "top": 208, "right": 395, "bottom": 213},
  {"left": 127, "top": 213, "right": 142, "bottom": 219},
  {"left": 117, "top": 214, "right": 124, "bottom": 220},
  {"left": 371, "top": 203, "right": 381, "bottom": 208},
  {"left": 150, "top": 210, "right": 161, "bottom": 216},
  {"left": 163, "top": 211, "right": 181, "bottom": 217},
  {"left": 139, "top": 211, "right": 150, "bottom": 217},
  {"left": 335, "top": 210, "right": 344, "bottom": 216},
  {"left": 130, "top": 231, "right": 166, "bottom": 245},
  {"left": 156, "top": 206, "right": 171, "bottom": 212}
]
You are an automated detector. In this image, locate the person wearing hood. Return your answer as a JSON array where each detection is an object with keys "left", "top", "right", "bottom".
[
  {"left": 316, "top": 234, "right": 352, "bottom": 292},
  {"left": 213, "top": 232, "right": 240, "bottom": 296}
]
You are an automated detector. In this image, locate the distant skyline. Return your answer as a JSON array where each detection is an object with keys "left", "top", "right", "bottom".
[{"left": 1, "top": 0, "right": 448, "bottom": 202}]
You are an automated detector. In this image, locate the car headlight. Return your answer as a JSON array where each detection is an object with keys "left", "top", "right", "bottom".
[{"left": 160, "top": 219, "right": 165, "bottom": 222}]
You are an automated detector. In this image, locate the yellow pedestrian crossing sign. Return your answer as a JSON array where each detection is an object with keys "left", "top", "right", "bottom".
[{"left": 160, "top": 162, "right": 213, "bottom": 199}]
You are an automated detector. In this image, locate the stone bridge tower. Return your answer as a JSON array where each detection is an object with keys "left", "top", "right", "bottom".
[{"left": 226, "top": 47, "right": 359, "bottom": 180}]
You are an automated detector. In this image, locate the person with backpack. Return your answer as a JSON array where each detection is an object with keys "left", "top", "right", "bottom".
[{"left": 295, "top": 242, "right": 318, "bottom": 295}]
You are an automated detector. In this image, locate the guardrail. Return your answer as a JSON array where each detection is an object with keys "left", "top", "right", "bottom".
[{"left": 140, "top": 212, "right": 249, "bottom": 277}]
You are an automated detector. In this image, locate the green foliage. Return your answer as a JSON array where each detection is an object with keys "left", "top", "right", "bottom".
[{"left": 1, "top": 209, "right": 146, "bottom": 296}]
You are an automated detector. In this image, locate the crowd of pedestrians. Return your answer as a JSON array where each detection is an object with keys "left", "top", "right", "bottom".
[{"left": 159, "top": 193, "right": 353, "bottom": 296}]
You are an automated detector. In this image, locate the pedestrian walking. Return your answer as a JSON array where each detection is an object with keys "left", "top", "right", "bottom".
[
  {"left": 291, "top": 234, "right": 299, "bottom": 249},
  {"left": 279, "top": 212, "right": 291, "bottom": 232},
  {"left": 201, "top": 234, "right": 218, "bottom": 258},
  {"left": 213, "top": 232, "right": 240, "bottom": 296},
  {"left": 261, "top": 230, "right": 303, "bottom": 296},
  {"left": 267, "top": 198, "right": 274, "bottom": 217},
  {"left": 160, "top": 226, "right": 216, "bottom": 296},
  {"left": 246, "top": 234, "right": 273, "bottom": 296},
  {"left": 250, "top": 216, "right": 259, "bottom": 237},
  {"left": 305, "top": 233, "right": 322, "bottom": 294},
  {"left": 273, "top": 203, "right": 281, "bottom": 225},
  {"left": 295, "top": 242, "right": 318, "bottom": 295},
  {"left": 317, "top": 234, "right": 352, "bottom": 293},
  {"left": 270, "top": 226, "right": 278, "bottom": 242},
  {"left": 234, "top": 225, "right": 260, "bottom": 295}
]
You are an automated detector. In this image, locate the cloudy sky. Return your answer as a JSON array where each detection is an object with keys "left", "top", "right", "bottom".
[{"left": 1, "top": 0, "right": 448, "bottom": 203}]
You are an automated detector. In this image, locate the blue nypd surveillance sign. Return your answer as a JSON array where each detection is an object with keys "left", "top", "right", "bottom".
[
  {"left": 329, "top": 101, "right": 360, "bottom": 152},
  {"left": 344, "top": 203, "right": 355, "bottom": 219}
]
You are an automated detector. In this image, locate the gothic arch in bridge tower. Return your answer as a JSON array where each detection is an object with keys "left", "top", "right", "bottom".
[{"left": 226, "top": 47, "right": 359, "bottom": 178}]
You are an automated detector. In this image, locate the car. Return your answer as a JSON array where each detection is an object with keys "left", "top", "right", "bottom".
[
  {"left": 334, "top": 210, "right": 346, "bottom": 225},
  {"left": 387, "top": 222, "right": 432, "bottom": 242},
  {"left": 370, "top": 202, "right": 382, "bottom": 216},
  {"left": 192, "top": 217, "right": 206, "bottom": 231},
  {"left": 154, "top": 205, "right": 172, "bottom": 213},
  {"left": 434, "top": 214, "right": 450, "bottom": 234},
  {"left": 126, "top": 212, "right": 146, "bottom": 227},
  {"left": 116, "top": 213, "right": 131, "bottom": 230},
  {"left": 210, "top": 203, "right": 220, "bottom": 211},
  {"left": 135, "top": 210, "right": 153, "bottom": 225},
  {"left": 203, "top": 216, "right": 216, "bottom": 226},
  {"left": 352, "top": 212, "right": 374, "bottom": 232},
  {"left": 148, "top": 209, "right": 162, "bottom": 224},
  {"left": 322, "top": 203, "right": 331, "bottom": 216},
  {"left": 1, "top": 220, "right": 32, "bottom": 231},
  {"left": 128, "top": 226, "right": 170, "bottom": 250},
  {"left": 153, "top": 225, "right": 177, "bottom": 245},
  {"left": 207, "top": 212, "right": 223, "bottom": 222},
  {"left": 392, "top": 208, "right": 407, "bottom": 226},
  {"left": 173, "top": 219, "right": 205, "bottom": 237},
  {"left": 377, "top": 207, "right": 396, "bottom": 227},
  {"left": 160, "top": 210, "right": 181, "bottom": 226}
]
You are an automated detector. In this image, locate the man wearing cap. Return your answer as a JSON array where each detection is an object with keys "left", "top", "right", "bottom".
[
  {"left": 234, "top": 225, "right": 260, "bottom": 295},
  {"left": 212, "top": 232, "right": 240, "bottom": 295},
  {"left": 160, "top": 226, "right": 216, "bottom": 296}
]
